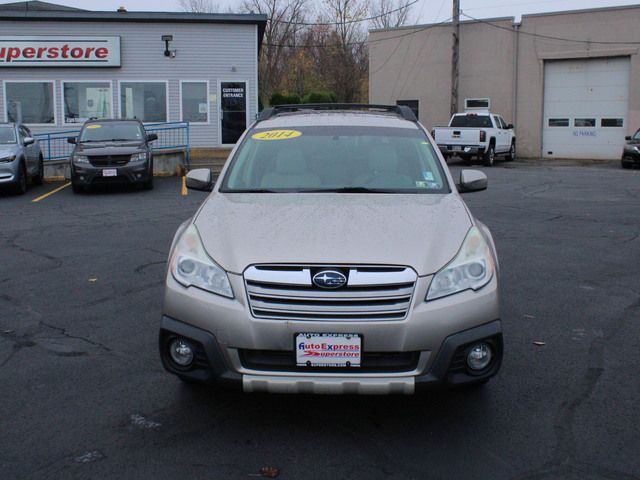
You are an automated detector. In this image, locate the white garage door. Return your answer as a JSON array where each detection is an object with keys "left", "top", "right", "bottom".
[{"left": 542, "top": 57, "right": 629, "bottom": 159}]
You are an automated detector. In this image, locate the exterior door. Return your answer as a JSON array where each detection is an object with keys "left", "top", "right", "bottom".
[{"left": 220, "top": 81, "right": 247, "bottom": 145}]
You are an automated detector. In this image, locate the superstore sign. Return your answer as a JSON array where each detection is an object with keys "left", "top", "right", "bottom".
[{"left": 0, "top": 36, "right": 121, "bottom": 67}]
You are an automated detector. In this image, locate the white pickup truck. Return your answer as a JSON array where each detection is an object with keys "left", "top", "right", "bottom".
[{"left": 432, "top": 111, "right": 516, "bottom": 166}]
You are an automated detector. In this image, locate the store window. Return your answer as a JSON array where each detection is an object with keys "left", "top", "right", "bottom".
[
  {"left": 396, "top": 100, "right": 419, "bottom": 120},
  {"left": 5, "top": 82, "right": 55, "bottom": 124},
  {"left": 120, "top": 82, "right": 167, "bottom": 122},
  {"left": 465, "top": 98, "right": 490, "bottom": 109},
  {"left": 181, "top": 82, "right": 208, "bottom": 123},
  {"left": 63, "top": 82, "right": 112, "bottom": 124}
]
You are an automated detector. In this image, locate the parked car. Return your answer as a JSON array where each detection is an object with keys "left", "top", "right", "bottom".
[
  {"left": 159, "top": 104, "right": 502, "bottom": 395},
  {"left": 68, "top": 119, "right": 157, "bottom": 193},
  {"left": 621, "top": 129, "right": 640, "bottom": 169},
  {"left": 432, "top": 111, "right": 516, "bottom": 166},
  {"left": 0, "top": 122, "right": 44, "bottom": 194}
]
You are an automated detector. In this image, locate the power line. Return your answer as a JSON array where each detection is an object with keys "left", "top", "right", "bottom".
[
  {"left": 461, "top": 11, "right": 640, "bottom": 45},
  {"left": 270, "top": 0, "right": 421, "bottom": 27}
]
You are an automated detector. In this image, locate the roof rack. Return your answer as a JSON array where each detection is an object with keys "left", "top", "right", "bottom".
[{"left": 257, "top": 104, "right": 418, "bottom": 123}]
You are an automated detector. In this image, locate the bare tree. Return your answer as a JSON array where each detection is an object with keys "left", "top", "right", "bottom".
[
  {"left": 241, "top": 0, "right": 309, "bottom": 104},
  {"left": 370, "top": 0, "right": 413, "bottom": 29},
  {"left": 179, "top": 0, "right": 221, "bottom": 13}
]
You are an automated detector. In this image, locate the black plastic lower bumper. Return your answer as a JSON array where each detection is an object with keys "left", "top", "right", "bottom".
[
  {"left": 71, "top": 163, "right": 151, "bottom": 186},
  {"left": 159, "top": 316, "right": 503, "bottom": 391}
]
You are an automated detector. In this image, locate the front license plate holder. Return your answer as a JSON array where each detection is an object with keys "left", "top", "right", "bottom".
[
  {"left": 102, "top": 169, "right": 117, "bottom": 177},
  {"left": 295, "top": 333, "right": 361, "bottom": 367},
  {"left": 453, "top": 146, "right": 462, "bottom": 151}
]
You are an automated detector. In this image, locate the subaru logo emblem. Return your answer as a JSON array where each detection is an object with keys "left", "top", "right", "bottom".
[{"left": 312, "top": 270, "right": 347, "bottom": 289}]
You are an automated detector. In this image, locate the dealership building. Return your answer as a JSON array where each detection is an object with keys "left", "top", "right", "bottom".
[
  {"left": 369, "top": 5, "right": 640, "bottom": 159},
  {"left": 0, "top": 1, "right": 266, "bottom": 151}
]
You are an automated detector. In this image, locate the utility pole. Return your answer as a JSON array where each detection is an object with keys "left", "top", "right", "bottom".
[{"left": 451, "top": 0, "right": 460, "bottom": 116}]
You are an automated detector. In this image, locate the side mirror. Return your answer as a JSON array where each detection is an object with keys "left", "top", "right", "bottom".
[
  {"left": 67, "top": 137, "right": 77, "bottom": 144},
  {"left": 507, "top": 124, "right": 514, "bottom": 130},
  {"left": 625, "top": 136, "right": 632, "bottom": 141},
  {"left": 185, "top": 168, "right": 213, "bottom": 192},
  {"left": 147, "top": 133, "right": 158, "bottom": 142},
  {"left": 458, "top": 169, "right": 488, "bottom": 193},
  {"left": 23, "top": 137, "right": 35, "bottom": 146}
]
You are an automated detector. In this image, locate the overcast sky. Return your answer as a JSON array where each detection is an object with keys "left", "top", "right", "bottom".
[{"left": 1, "top": 0, "right": 639, "bottom": 24}]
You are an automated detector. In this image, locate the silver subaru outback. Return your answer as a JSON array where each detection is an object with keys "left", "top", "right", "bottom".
[{"left": 160, "top": 104, "right": 502, "bottom": 394}]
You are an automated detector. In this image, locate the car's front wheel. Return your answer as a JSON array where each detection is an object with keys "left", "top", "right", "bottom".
[
  {"left": 621, "top": 158, "right": 632, "bottom": 169},
  {"left": 33, "top": 156, "right": 44, "bottom": 185},
  {"left": 506, "top": 142, "right": 516, "bottom": 162},
  {"left": 13, "top": 162, "right": 27, "bottom": 195}
]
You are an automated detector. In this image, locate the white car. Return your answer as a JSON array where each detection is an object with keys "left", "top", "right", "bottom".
[{"left": 433, "top": 111, "right": 516, "bottom": 166}]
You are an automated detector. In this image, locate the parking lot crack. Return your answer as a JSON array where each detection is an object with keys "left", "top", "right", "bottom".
[{"left": 39, "top": 321, "right": 113, "bottom": 353}]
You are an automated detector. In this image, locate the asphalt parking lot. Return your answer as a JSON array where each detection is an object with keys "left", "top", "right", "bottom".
[{"left": 1, "top": 159, "right": 639, "bottom": 480}]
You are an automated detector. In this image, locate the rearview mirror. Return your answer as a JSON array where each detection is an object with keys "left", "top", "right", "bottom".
[
  {"left": 458, "top": 169, "right": 487, "bottom": 193},
  {"left": 186, "top": 168, "right": 213, "bottom": 192},
  {"left": 67, "top": 137, "right": 77, "bottom": 144},
  {"left": 147, "top": 133, "right": 158, "bottom": 142},
  {"left": 23, "top": 137, "right": 35, "bottom": 146},
  {"left": 625, "top": 136, "right": 632, "bottom": 141},
  {"left": 507, "top": 124, "right": 514, "bottom": 130}
]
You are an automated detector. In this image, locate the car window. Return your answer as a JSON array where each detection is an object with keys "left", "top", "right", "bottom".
[
  {"left": 634, "top": 130, "right": 640, "bottom": 141},
  {"left": 19, "top": 126, "right": 30, "bottom": 139},
  {"left": 221, "top": 125, "right": 449, "bottom": 194},
  {"left": 450, "top": 115, "right": 492, "bottom": 128},
  {"left": 79, "top": 122, "right": 144, "bottom": 143},
  {"left": 498, "top": 117, "right": 507, "bottom": 129},
  {"left": 0, "top": 126, "right": 17, "bottom": 144}
]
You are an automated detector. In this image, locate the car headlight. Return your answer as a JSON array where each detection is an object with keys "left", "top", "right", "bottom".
[
  {"left": 169, "top": 224, "right": 233, "bottom": 298},
  {"left": 0, "top": 154, "right": 16, "bottom": 163},
  {"left": 73, "top": 154, "right": 89, "bottom": 164},
  {"left": 130, "top": 152, "right": 148, "bottom": 162},
  {"left": 426, "top": 226, "right": 495, "bottom": 301}
]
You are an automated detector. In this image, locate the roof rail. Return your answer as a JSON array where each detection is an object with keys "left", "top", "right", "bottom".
[{"left": 257, "top": 103, "right": 418, "bottom": 123}]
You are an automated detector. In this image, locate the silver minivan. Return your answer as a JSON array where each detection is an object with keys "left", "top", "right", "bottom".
[{"left": 160, "top": 105, "right": 502, "bottom": 394}]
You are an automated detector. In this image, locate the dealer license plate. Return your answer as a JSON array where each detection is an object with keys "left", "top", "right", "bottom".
[
  {"left": 102, "top": 169, "right": 117, "bottom": 177},
  {"left": 296, "top": 333, "right": 361, "bottom": 367}
]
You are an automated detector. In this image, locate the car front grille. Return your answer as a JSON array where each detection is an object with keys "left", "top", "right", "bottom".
[
  {"left": 88, "top": 155, "right": 131, "bottom": 167},
  {"left": 244, "top": 265, "right": 417, "bottom": 321}
]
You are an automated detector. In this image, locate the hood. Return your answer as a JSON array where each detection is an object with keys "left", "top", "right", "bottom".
[
  {"left": 75, "top": 142, "right": 145, "bottom": 156},
  {"left": 0, "top": 145, "right": 18, "bottom": 157},
  {"left": 194, "top": 193, "right": 472, "bottom": 276}
]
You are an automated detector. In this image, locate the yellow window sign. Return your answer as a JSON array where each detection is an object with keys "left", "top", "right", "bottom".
[
  {"left": 252, "top": 130, "right": 302, "bottom": 141},
  {"left": 86, "top": 124, "right": 102, "bottom": 129}
]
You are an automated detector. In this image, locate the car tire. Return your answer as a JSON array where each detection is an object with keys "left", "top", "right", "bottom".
[
  {"left": 506, "top": 142, "right": 516, "bottom": 162},
  {"left": 621, "top": 159, "right": 632, "bottom": 169},
  {"left": 33, "top": 156, "right": 44, "bottom": 185},
  {"left": 143, "top": 177, "right": 154, "bottom": 190},
  {"left": 483, "top": 145, "right": 495, "bottom": 167},
  {"left": 13, "top": 162, "right": 27, "bottom": 195},
  {"left": 71, "top": 182, "right": 84, "bottom": 194}
]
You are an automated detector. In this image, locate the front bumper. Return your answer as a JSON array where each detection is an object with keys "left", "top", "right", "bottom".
[
  {"left": 0, "top": 160, "right": 18, "bottom": 185},
  {"left": 160, "top": 272, "right": 502, "bottom": 394},
  {"left": 71, "top": 162, "right": 151, "bottom": 186},
  {"left": 621, "top": 149, "right": 640, "bottom": 166}
]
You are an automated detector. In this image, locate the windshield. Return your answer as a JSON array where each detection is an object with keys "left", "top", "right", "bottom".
[
  {"left": 450, "top": 115, "right": 492, "bottom": 128},
  {"left": 221, "top": 126, "right": 449, "bottom": 193},
  {"left": 79, "top": 122, "right": 144, "bottom": 143},
  {"left": 0, "top": 126, "right": 17, "bottom": 145}
]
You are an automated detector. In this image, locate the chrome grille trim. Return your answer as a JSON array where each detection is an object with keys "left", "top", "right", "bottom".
[{"left": 244, "top": 265, "right": 417, "bottom": 321}]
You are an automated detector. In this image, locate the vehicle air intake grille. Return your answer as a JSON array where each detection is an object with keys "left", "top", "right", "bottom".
[
  {"left": 89, "top": 155, "right": 131, "bottom": 167},
  {"left": 244, "top": 265, "right": 417, "bottom": 321}
]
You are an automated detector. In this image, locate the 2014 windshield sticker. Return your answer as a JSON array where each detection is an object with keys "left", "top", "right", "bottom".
[
  {"left": 252, "top": 130, "right": 302, "bottom": 141},
  {"left": 86, "top": 124, "right": 102, "bottom": 129}
]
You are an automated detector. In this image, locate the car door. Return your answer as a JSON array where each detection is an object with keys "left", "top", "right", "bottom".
[{"left": 494, "top": 116, "right": 509, "bottom": 153}]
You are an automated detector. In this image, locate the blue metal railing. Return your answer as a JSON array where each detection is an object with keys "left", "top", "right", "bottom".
[{"left": 34, "top": 121, "right": 190, "bottom": 166}]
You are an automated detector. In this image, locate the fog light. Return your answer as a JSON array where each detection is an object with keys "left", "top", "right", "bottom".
[
  {"left": 467, "top": 342, "right": 492, "bottom": 371},
  {"left": 169, "top": 338, "right": 194, "bottom": 367}
]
